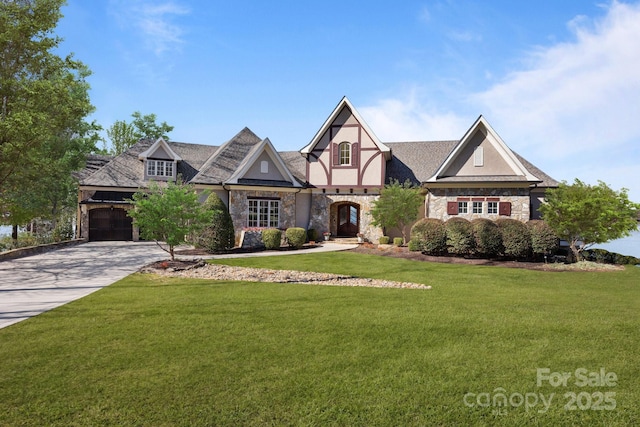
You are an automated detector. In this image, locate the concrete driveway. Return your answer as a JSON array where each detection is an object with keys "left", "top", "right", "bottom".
[{"left": 0, "top": 241, "right": 167, "bottom": 329}]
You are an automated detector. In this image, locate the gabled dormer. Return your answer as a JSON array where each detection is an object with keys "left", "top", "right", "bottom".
[
  {"left": 138, "top": 138, "right": 182, "bottom": 181},
  {"left": 427, "top": 116, "right": 540, "bottom": 184},
  {"left": 301, "top": 97, "right": 391, "bottom": 189},
  {"left": 226, "top": 137, "right": 302, "bottom": 187}
]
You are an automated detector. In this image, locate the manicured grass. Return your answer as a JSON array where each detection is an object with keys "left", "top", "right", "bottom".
[{"left": 1, "top": 252, "right": 638, "bottom": 426}]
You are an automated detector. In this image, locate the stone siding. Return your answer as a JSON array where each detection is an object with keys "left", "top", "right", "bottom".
[
  {"left": 229, "top": 190, "right": 297, "bottom": 244},
  {"left": 309, "top": 193, "right": 383, "bottom": 242},
  {"left": 427, "top": 188, "right": 531, "bottom": 222}
]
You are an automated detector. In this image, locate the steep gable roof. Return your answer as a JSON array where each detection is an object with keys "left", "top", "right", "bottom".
[
  {"left": 226, "top": 137, "right": 302, "bottom": 187},
  {"left": 138, "top": 138, "right": 182, "bottom": 161},
  {"left": 301, "top": 96, "right": 391, "bottom": 160},
  {"left": 385, "top": 140, "right": 459, "bottom": 185},
  {"left": 190, "top": 127, "right": 263, "bottom": 185},
  {"left": 427, "top": 115, "right": 540, "bottom": 183}
]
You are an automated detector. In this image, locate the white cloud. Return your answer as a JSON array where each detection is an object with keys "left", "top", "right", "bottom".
[
  {"left": 359, "top": 91, "right": 470, "bottom": 142},
  {"left": 363, "top": 1, "right": 640, "bottom": 200},
  {"left": 109, "top": 0, "right": 190, "bottom": 56}
]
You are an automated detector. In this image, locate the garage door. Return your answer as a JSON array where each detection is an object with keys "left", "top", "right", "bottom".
[{"left": 89, "top": 208, "right": 133, "bottom": 241}]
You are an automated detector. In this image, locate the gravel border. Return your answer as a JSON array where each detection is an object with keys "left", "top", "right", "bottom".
[{"left": 141, "top": 262, "right": 432, "bottom": 290}]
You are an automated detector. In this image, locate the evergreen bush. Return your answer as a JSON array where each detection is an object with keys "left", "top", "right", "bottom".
[
  {"left": 496, "top": 218, "right": 531, "bottom": 259},
  {"left": 285, "top": 227, "right": 307, "bottom": 249},
  {"left": 307, "top": 228, "right": 318, "bottom": 242},
  {"left": 445, "top": 217, "right": 474, "bottom": 255},
  {"left": 262, "top": 228, "right": 282, "bottom": 250},
  {"left": 379, "top": 236, "right": 390, "bottom": 244},
  {"left": 471, "top": 218, "right": 502, "bottom": 257},
  {"left": 193, "top": 192, "right": 235, "bottom": 252},
  {"left": 393, "top": 237, "right": 403, "bottom": 246},
  {"left": 410, "top": 218, "right": 446, "bottom": 255}
]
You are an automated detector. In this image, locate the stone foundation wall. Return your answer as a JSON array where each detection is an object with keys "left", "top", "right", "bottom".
[{"left": 427, "top": 188, "right": 531, "bottom": 222}]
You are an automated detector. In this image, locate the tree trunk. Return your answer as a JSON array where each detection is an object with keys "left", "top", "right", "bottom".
[{"left": 11, "top": 224, "right": 18, "bottom": 242}]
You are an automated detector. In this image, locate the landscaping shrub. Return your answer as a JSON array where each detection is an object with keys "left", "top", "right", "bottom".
[
  {"left": 193, "top": 192, "right": 235, "bottom": 252},
  {"left": 471, "top": 218, "right": 502, "bottom": 257},
  {"left": 408, "top": 239, "right": 420, "bottom": 252},
  {"left": 393, "top": 237, "right": 403, "bottom": 246},
  {"left": 496, "top": 218, "right": 531, "bottom": 259},
  {"left": 262, "top": 228, "right": 282, "bottom": 250},
  {"left": 285, "top": 227, "right": 307, "bottom": 249},
  {"left": 410, "top": 218, "right": 446, "bottom": 255},
  {"left": 307, "top": 228, "right": 318, "bottom": 242},
  {"left": 379, "top": 236, "right": 390, "bottom": 244},
  {"left": 445, "top": 217, "right": 474, "bottom": 255},
  {"left": 583, "top": 248, "right": 640, "bottom": 265},
  {"left": 527, "top": 220, "right": 558, "bottom": 259}
]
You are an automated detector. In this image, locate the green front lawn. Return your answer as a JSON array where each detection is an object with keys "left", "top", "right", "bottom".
[{"left": 1, "top": 252, "right": 638, "bottom": 426}]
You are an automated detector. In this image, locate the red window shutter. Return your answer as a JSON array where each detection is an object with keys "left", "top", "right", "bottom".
[
  {"left": 332, "top": 143, "right": 339, "bottom": 165},
  {"left": 447, "top": 201, "right": 459, "bottom": 215},
  {"left": 351, "top": 142, "right": 359, "bottom": 167},
  {"left": 499, "top": 202, "right": 511, "bottom": 216}
]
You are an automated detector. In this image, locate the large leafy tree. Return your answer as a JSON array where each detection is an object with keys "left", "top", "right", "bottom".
[
  {"left": 0, "top": 0, "right": 97, "bottom": 239},
  {"left": 370, "top": 179, "right": 423, "bottom": 244},
  {"left": 107, "top": 112, "right": 174, "bottom": 155},
  {"left": 540, "top": 179, "right": 639, "bottom": 261},
  {"left": 128, "top": 180, "right": 210, "bottom": 260}
]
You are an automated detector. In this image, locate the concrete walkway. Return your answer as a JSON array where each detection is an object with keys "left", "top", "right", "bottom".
[{"left": 0, "top": 241, "right": 356, "bottom": 329}]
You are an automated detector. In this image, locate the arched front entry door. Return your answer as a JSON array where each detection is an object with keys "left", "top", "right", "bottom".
[{"left": 337, "top": 204, "right": 359, "bottom": 237}]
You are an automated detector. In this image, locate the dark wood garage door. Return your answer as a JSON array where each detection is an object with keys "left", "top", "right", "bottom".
[{"left": 89, "top": 208, "right": 133, "bottom": 241}]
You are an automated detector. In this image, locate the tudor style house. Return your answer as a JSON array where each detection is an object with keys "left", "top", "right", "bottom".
[{"left": 77, "top": 97, "right": 557, "bottom": 244}]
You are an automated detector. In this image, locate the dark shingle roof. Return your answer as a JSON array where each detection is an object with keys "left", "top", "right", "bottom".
[
  {"left": 385, "top": 141, "right": 459, "bottom": 184},
  {"left": 80, "top": 140, "right": 218, "bottom": 187},
  {"left": 190, "top": 128, "right": 262, "bottom": 185},
  {"left": 279, "top": 151, "right": 307, "bottom": 185}
]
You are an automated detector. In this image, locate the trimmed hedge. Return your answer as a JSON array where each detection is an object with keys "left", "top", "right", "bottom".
[
  {"left": 286, "top": 227, "right": 307, "bottom": 249},
  {"left": 379, "top": 236, "right": 390, "bottom": 244},
  {"left": 527, "top": 220, "right": 559, "bottom": 257},
  {"left": 393, "top": 237, "right": 403, "bottom": 246},
  {"left": 445, "top": 217, "right": 475, "bottom": 255},
  {"left": 496, "top": 218, "right": 531, "bottom": 259},
  {"left": 262, "top": 229, "right": 282, "bottom": 250},
  {"left": 583, "top": 248, "right": 640, "bottom": 265},
  {"left": 410, "top": 218, "right": 446, "bottom": 255},
  {"left": 471, "top": 218, "right": 502, "bottom": 257}
]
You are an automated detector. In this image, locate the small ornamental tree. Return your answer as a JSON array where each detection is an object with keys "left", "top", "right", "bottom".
[
  {"left": 128, "top": 180, "right": 210, "bottom": 260},
  {"left": 540, "top": 179, "right": 640, "bottom": 261},
  {"left": 193, "top": 192, "right": 235, "bottom": 252},
  {"left": 370, "top": 179, "right": 423, "bottom": 244}
]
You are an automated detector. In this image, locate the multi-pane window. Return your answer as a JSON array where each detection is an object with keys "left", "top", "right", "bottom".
[
  {"left": 339, "top": 142, "right": 351, "bottom": 165},
  {"left": 458, "top": 201, "right": 468, "bottom": 214},
  {"left": 147, "top": 160, "right": 174, "bottom": 177},
  {"left": 472, "top": 201, "right": 483, "bottom": 214},
  {"left": 248, "top": 199, "right": 280, "bottom": 228},
  {"left": 487, "top": 201, "right": 498, "bottom": 214}
]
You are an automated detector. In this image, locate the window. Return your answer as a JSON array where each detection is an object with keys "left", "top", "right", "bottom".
[
  {"left": 472, "top": 201, "right": 483, "bottom": 214},
  {"left": 487, "top": 201, "right": 498, "bottom": 214},
  {"left": 248, "top": 199, "right": 280, "bottom": 228},
  {"left": 474, "top": 146, "right": 484, "bottom": 167},
  {"left": 458, "top": 201, "right": 468, "bottom": 214},
  {"left": 147, "top": 160, "right": 174, "bottom": 177},
  {"left": 339, "top": 142, "right": 351, "bottom": 165}
]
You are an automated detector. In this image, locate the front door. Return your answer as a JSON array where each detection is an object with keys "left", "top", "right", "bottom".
[{"left": 337, "top": 204, "right": 359, "bottom": 237}]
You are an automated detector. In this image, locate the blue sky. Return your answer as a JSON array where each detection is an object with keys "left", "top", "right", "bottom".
[{"left": 57, "top": 0, "right": 640, "bottom": 201}]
